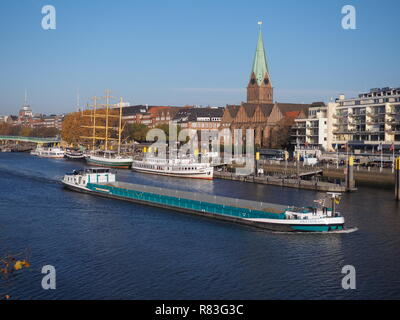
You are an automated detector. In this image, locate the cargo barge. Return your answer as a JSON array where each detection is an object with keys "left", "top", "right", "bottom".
[{"left": 62, "top": 168, "right": 345, "bottom": 232}]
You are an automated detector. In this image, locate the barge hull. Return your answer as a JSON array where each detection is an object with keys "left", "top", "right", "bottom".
[
  {"left": 63, "top": 182, "right": 343, "bottom": 232},
  {"left": 63, "top": 183, "right": 293, "bottom": 231}
]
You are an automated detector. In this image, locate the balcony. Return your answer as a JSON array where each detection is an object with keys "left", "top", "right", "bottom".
[{"left": 333, "top": 129, "right": 356, "bottom": 134}]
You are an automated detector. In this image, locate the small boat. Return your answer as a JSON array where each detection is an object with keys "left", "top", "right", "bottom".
[
  {"left": 65, "top": 148, "right": 85, "bottom": 160},
  {"left": 33, "top": 146, "right": 65, "bottom": 159},
  {"left": 131, "top": 157, "right": 213, "bottom": 180},
  {"left": 86, "top": 151, "right": 133, "bottom": 169},
  {"left": 62, "top": 168, "right": 345, "bottom": 232}
]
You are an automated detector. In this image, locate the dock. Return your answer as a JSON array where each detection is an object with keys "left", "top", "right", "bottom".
[{"left": 214, "top": 172, "right": 346, "bottom": 192}]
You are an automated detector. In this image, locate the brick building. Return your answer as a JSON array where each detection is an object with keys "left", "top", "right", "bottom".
[
  {"left": 220, "top": 24, "right": 311, "bottom": 147},
  {"left": 122, "top": 105, "right": 184, "bottom": 127},
  {"left": 173, "top": 107, "right": 224, "bottom": 131}
]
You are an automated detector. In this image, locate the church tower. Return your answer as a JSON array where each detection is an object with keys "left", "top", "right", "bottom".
[{"left": 247, "top": 22, "right": 273, "bottom": 104}]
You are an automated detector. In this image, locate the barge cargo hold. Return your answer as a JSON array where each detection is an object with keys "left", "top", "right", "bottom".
[{"left": 62, "top": 168, "right": 345, "bottom": 232}]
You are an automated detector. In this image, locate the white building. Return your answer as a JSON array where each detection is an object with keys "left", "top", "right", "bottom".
[
  {"left": 329, "top": 87, "right": 400, "bottom": 151},
  {"left": 292, "top": 103, "right": 329, "bottom": 151}
]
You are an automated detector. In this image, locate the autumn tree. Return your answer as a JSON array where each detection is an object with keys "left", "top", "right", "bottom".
[{"left": 269, "top": 117, "right": 295, "bottom": 149}]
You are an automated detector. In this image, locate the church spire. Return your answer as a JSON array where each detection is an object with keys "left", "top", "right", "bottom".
[
  {"left": 247, "top": 21, "right": 273, "bottom": 104},
  {"left": 252, "top": 21, "right": 270, "bottom": 86}
]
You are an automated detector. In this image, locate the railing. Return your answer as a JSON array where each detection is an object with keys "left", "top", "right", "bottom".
[{"left": 0, "top": 135, "right": 61, "bottom": 143}]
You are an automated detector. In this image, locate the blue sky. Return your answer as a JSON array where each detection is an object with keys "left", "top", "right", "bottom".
[{"left": 0, "top": 0, "right": 399, "bottom": 115}]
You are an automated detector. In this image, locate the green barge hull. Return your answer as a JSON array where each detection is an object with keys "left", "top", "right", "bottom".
[{"left": 65, "top": 181, "right": 292, "bottom": 231}]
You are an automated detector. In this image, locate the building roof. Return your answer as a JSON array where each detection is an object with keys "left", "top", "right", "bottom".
[
  {"left": 122, "top": 105, "right": 149, "bottom": 117},
  {"left": 173, "top": 107, "right": 224, "bottom": 122},
  {"left": 252, "top": 28, "right": 270, "bottom": 86},
  {"left": 259, "top": 104, "right": 275, "bottom": 117},
  {"left": 225, "top": 105, "right": 240, "bottom": 118},
  {"left": 275, "top": 103, "right": 309, "bottom": 114}
]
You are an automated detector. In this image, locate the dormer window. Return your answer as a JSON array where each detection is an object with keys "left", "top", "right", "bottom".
[
  {"left": 251, "top": 78, "right": 256, "bottom": 85},
  {"left": 264, "top": 78, "right": 269, "bottom": 85}
]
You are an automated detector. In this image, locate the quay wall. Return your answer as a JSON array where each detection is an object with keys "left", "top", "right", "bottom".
[
  {"left": 214, "top": 172, "right": 346, "bottom": 192},
  {"left": 257, "top": 163, "right": 395, "bottom": 188}
]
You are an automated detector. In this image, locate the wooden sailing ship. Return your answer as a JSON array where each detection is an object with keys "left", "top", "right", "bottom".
[{"left": 81, "top": 91, "right": 133, "bottom": 169}]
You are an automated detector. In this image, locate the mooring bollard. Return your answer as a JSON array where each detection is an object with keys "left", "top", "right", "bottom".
[{"left": 395, "top": 157, "right": 400, "bottom": 201}]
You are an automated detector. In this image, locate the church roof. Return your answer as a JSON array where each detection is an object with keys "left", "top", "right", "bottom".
[
  {"left": 252, "top": 28, "right": 270, "bottom": 86},
  {"left": 259, "top": 104, "right": 274, "bottom": 117},
  {"left": 225, "top": 105, "right": 240, "bottom": 118},
  {"left": 275, "top": 103, "right": 309, "bottom": 113}
]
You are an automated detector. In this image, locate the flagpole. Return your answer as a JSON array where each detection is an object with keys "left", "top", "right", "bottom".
[
  {"left": 381, "top": 142, "right": 383, "bottom": 173},
  {"left": 392, "top": 143, "right": 395, "bottom": 173}
]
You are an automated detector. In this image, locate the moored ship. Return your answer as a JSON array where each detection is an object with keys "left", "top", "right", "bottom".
[
  {"left": 81, "top": 94, "right": 133, "bottom": 169},
  {"left": 32, "top": 146, "right": 65, "bottom": 158},
  {"left": 86, "top": 151, "right": 133, "bottom": 169},
  {"left": 131, "top": 157, "right": 213, "bottom": 180},
  {"left": 62, "top": 168, "right": 345, "bottom": 232},
  {"left": 65, "top": 148, "right": 86, "bottom": 160}
]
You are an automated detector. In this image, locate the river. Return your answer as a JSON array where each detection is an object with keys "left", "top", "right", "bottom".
[{"left": 0, "top": 152, "right": 399, "bottom": 299}]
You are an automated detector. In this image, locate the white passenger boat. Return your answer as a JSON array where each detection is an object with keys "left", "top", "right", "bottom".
[
  {"left": 32, "top": 146, "right": 65, "bottom": 158},
  {"left": 131, "top": 157, "right": 213, "bottom": 180}
]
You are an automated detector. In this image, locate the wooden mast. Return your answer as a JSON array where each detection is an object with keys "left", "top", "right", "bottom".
[
  {"left": 118, "top": 97, "right": 123, "bottom": 156},
  {"left": 92, "top": 96, "right": 98, "bottom": 152},
  {"left": 81, "top": 91, "right": 123, "bottom": 154}
]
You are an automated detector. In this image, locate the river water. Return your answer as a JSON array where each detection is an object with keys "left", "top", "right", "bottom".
[{"left": 0, "top": 152, "right": 399, "bottom": 299}]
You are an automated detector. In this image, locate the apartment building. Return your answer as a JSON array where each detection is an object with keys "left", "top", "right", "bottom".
[
  {"left": 291, "top": 103, "right": 329, "bottom": 150},
  {"left": 330, "top": 87, "right": 400, "bottom": 151}
]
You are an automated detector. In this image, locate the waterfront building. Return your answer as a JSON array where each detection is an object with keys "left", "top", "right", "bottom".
[
  {"left": 291, "top": 102, "right": 329, "bottom": 150},
  {"left": 329, "top": 87, "right": 400, "bottom": 152},
  {"left": 122, "top": 105, "right": 183, "bottom": 127},
  {"left": 32, "top": 114, "right": 64, "bottom": 130}
]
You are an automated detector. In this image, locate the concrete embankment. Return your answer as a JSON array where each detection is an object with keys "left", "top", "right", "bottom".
[
  {"left": 258, "top": 163, "right": 395, "bottom": 189},
  {"left": 214, "top": 172, "right": 346, "bottom": 192}
]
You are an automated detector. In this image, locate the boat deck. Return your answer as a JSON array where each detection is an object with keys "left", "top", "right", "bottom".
[{"left": 106, "top": 181, "right": 288, "bottom": 214}]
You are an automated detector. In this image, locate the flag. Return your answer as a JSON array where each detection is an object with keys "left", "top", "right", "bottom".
[
  {"left": 335, "top": 144, "right": 338, "bottom": 151},
  {"left": 390, "top": 143, "right": 395, "bottom": 152},
  {"left": 377, "top": 143, "right": 382, "bottom": 152}
]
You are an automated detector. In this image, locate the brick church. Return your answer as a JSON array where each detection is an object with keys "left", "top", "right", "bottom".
[{"left": 220, "top": 24, "right": 310, "bottom": 148}]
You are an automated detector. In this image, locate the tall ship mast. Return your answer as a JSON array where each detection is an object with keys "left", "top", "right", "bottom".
[{"left": 81, "top": 91, "right": 133, "bottom": 169}]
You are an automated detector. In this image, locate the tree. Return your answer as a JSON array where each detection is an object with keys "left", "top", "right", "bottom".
[
  {"left": 124, "top": 123, "right": 149, "bottom": 142},
  {"left": 270, "top": 118, "right": 295, "bottom": 149}
]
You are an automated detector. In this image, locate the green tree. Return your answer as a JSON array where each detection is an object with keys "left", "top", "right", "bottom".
[{"left": 125, "top": 123, "right": 149, "bottom": 142}]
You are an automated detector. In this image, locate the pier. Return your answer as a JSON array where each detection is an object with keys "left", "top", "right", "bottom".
[{"left": 214, "top": 171, "right": 346, "bottom": 192}]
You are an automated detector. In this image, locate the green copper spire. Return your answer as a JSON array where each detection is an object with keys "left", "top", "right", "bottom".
[{"left": 252, "top": 23, "right": 270, "bottom": 86}]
